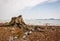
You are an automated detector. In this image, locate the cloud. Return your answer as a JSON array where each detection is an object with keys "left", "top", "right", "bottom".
[
  {"left": 0, "top": 0, "right": 58, "bottom": 10},
  {"left": 47, "top": 0, "right": 58, "bottom": 3},
  {"left": 0, "top": 0, "right": 59, "bottom": 19}
]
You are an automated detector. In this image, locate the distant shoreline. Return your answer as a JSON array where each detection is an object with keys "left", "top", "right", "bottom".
[{"left": 35, "top": 19, "right": 60, "bottom": 20}]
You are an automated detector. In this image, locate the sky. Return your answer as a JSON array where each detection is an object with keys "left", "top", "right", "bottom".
[{"left": 0, "top": 0, "right": 60, "bottom": 20}]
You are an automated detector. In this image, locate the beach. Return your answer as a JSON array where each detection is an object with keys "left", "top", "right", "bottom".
[{"left": 0, "top": 15, "right": 60, "bottom": 41}]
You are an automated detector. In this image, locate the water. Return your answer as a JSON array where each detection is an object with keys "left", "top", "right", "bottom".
[{"left": 24, "top": 19, "right": 60, "bottom": 26}]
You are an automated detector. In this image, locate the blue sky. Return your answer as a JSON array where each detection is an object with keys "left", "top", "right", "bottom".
[
  {"left": 0, "top": 0, "right": 60, "bottom": 20},
  {"left": 22, "top": 0, "right": 60, "bottom": 19}
]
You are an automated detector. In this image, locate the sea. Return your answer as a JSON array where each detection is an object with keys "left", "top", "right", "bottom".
[{"left": 24, "top": 19, "right": 60, "bottom": 26}]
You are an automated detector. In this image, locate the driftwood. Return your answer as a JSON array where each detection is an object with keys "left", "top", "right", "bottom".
[
  {"left": 0, "top": 15, "right": 46, "bottom": 32},
  {"left": 0, "top": 15, "right": 60, "bottom": 41},
  {"left": 0, "top": 15, "right": 46, "bottom": 39}
]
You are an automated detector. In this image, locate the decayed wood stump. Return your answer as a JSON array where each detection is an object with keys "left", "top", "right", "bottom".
[{"left": 0, "top": 15, "right": 60, "bottom": 41}]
